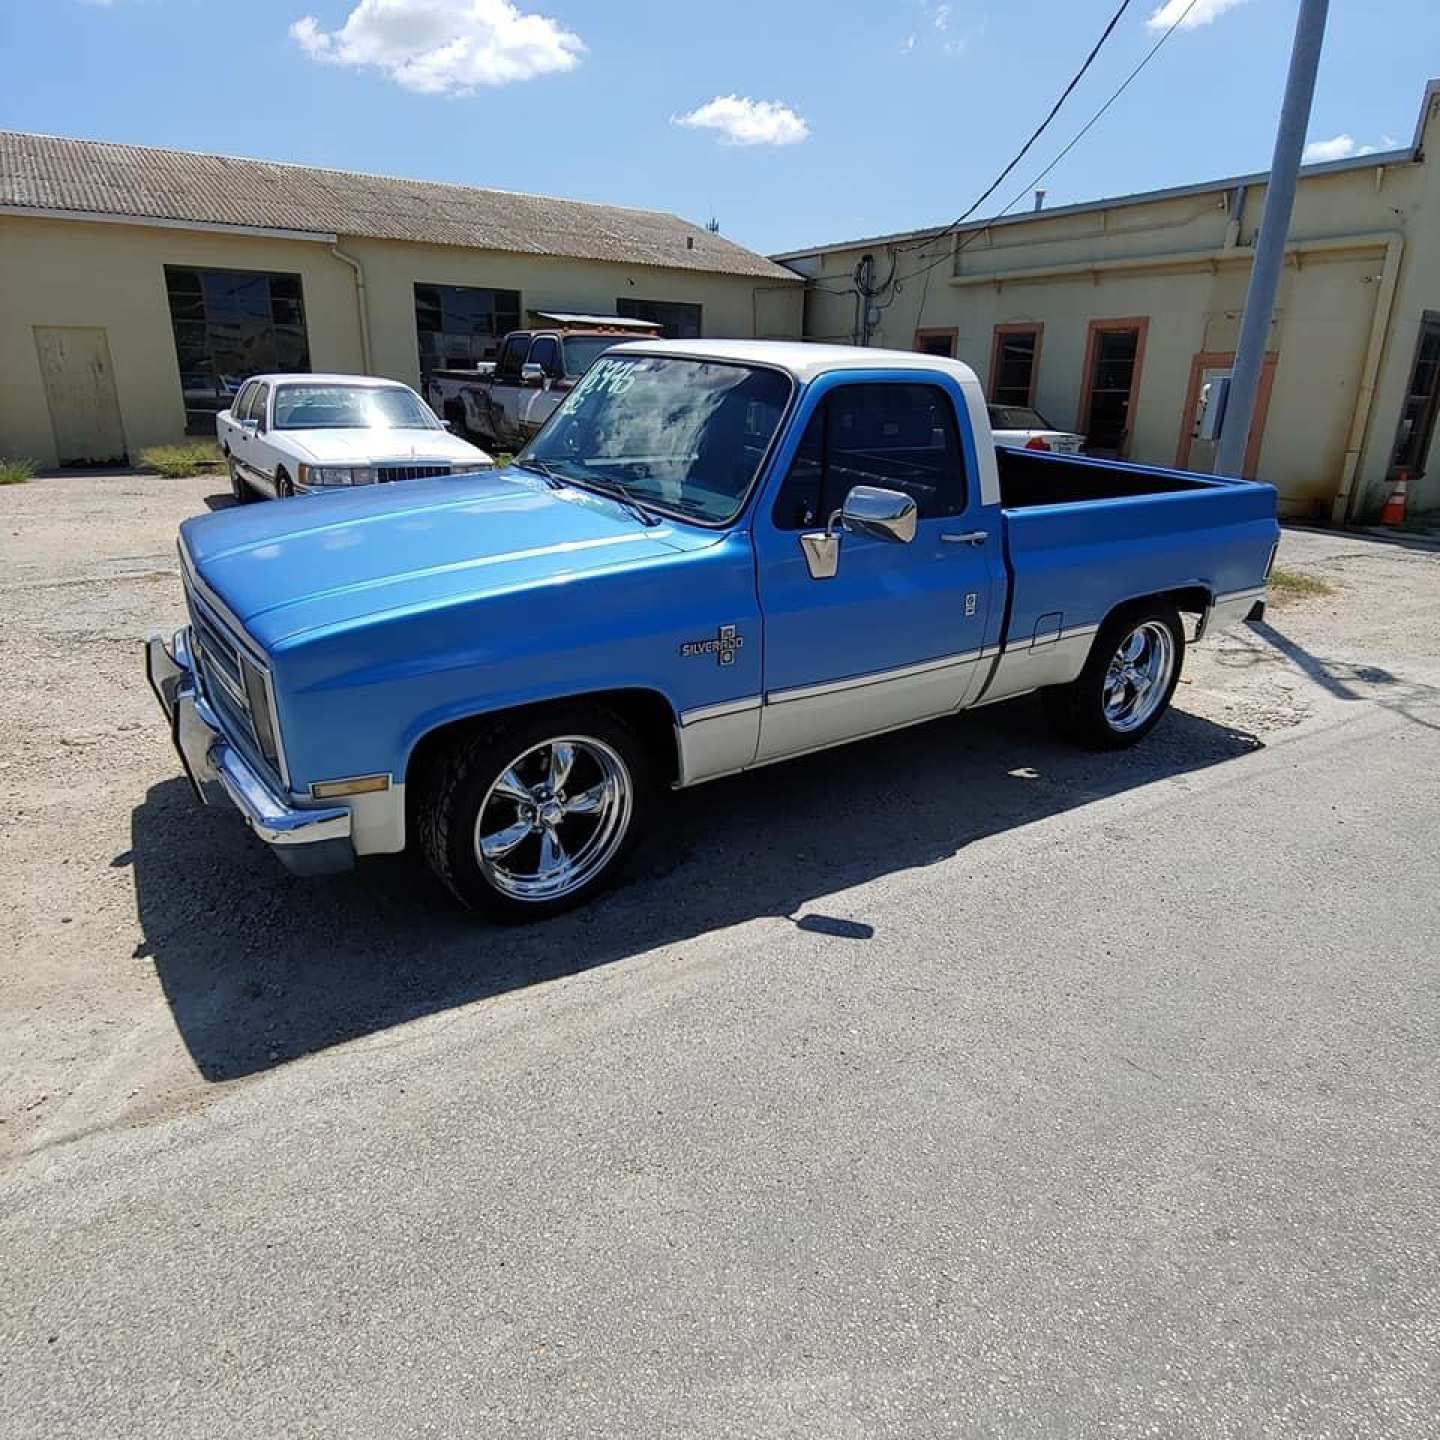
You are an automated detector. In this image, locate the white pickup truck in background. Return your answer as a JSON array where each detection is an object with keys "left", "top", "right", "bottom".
[
  {"left": 426, "top": 315, "right": 661, "bottom": 453},
  {"left": 216, "top": 373, "right": 494, "bottom": 502}
]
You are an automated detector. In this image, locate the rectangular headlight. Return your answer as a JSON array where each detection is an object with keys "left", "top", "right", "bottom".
[{"left": 239, "top": 654, "right": 281, "bottom": 766}]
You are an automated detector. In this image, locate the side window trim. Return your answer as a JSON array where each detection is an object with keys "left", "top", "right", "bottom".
[
  {"left": 770, "top": 378, "right": 969, "bottom": 530},
  {"left": 251, "top": 383, "right": 270, "bottom": 431}
]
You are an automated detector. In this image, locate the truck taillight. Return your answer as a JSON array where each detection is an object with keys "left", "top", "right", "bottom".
[{"left": 1025, "top": 436, "right": 1051, "bottom": 451}]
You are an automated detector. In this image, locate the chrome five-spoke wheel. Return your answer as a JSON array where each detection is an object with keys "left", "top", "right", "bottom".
[
  {"left": 1103, "top": 620, "right": 1175, "bottom": 733},
  {"left": 474, "top": 735, "right": 633, "bottom": 902}
]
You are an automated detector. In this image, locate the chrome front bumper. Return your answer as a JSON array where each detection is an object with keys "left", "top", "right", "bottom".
[{"left": 144, "top": 628, "right": 355, "bottom": 875}]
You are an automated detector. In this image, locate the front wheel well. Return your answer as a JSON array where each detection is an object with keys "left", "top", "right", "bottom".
[{"left": 404, "top": 689, "right": 680, "bottom": 798}]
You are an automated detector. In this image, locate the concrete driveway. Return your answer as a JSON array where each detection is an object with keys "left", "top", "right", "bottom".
[{"left": 2, "top": 475, "right": 1437, "bottom": 1437}]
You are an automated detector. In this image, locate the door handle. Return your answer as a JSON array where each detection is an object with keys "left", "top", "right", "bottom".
[{"left": 941, "top": 530, "right": 988, "bottom": 546}]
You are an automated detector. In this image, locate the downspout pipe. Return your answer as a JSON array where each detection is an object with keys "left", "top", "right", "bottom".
[
  {"left": 1331, "top": 233, "right": 1404, "bottom": 525},
  {"left": 329, "top": 241, "right": 372, "bottom": 373}
]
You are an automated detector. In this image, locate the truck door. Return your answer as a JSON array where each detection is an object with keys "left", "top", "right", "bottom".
[
  {"left": 489, "top": 332, "right": 531, "bottom": 447},
  {"left": 753, "top": 377, "right": 997, "bottom": 762},
  {"left": 520, "top": 335, "right": 565, "bottom": 441}
]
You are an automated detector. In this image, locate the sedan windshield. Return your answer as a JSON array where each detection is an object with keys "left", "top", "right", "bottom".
[
  {"left": 522, "top": 355, "right": 791, "bottom": 524},
  {"left": 989, "top": 404, "right": 1056, "bottom": 431},
  {"left": 274, "top": 384, "right": 441, "bottom": 431}
]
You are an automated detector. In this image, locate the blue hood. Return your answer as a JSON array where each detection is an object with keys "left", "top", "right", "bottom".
[{"left": 180, "top": 469, "right": 708, "bottom": 650}]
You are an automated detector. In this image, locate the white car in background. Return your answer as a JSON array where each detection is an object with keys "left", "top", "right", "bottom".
[
  {"left": 988, "top": 402, "right": 1085, "bottom": 453},
  {"left": 216, "top": 373, "right": 494, "bottom": 503}
]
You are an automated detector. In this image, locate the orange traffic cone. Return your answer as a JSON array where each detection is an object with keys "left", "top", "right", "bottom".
[{"left": 1380, "top": 469, "right": 1410, "bottom": 526}]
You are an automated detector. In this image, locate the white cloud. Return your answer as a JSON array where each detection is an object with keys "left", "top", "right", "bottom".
[
  {"left": 673, "top": 95, "right": 810, "bottom": 147},
  {"left": 1146, "top": 0, "right": 1249, "bottom": 31},
  {"left": 289, "top": 0, "right": 584, "bottom": 95},
  {"left": 899, "top": 32, "right": 917, "bottom": 52},
  {"left": 1302, "top": 133, "right": 1380, "bottom": 163}
]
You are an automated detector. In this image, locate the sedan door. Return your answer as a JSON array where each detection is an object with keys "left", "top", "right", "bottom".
[{"left": 753, "top": 378, "right": 997, "bottom": 762}]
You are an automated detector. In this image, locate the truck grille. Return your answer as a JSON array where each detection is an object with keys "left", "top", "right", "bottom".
[
  {"left": 183, "top": 574, "right": 281, "bottom": 784},
  {"left": 377, "top": 463, "right": 451, "bottom": 484}
]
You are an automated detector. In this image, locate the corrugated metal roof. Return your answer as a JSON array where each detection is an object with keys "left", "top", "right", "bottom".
[{"left": 0, "top": 130, "right": 799, "bottom": 282}]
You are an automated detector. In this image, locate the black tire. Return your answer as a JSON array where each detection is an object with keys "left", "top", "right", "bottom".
[
  {"left": 228, "top": 455, "right": 258, "bottom": 505},
  {"left": 417, "top": 704, "right": 655, "bottom": 921},
  {"left": 1044, "top": 600, "right": 1185, "bottom": 750},
  {"left": 275, "top": 468, "right": 295, "bottom": 499}
]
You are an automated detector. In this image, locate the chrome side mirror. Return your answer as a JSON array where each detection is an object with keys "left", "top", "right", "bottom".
[
  {"left": 799, "top": 484, "right": 917, "bottom": 580},
  {"left": 840, "top": 485, "right": 918, "bottom": 544},
  {"left": 520, "top": 362, "right": 547, "bottom": 387}
]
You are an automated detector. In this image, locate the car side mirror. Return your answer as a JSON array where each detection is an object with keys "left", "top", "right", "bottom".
[
  {"left": 800, "top": 485, "right": 916, "bottom": 580},
  {"left": 521, "top": 363, "right": 547, "bottom": 388}
]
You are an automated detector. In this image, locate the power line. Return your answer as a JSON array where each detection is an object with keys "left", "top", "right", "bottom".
[
  {"left": 893, "top": 0, "right": 1138, "bottom": 256},
  {"left": 897, "top": 0, "right": 1203, "bottom": 324}
]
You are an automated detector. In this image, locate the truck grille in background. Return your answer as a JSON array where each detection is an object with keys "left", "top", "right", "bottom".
[{"left": 377, "top": 463, "right": 451, "bottom": 484}]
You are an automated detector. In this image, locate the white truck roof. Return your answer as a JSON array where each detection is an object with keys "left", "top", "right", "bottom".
[{"left": 607, "top": 338, "right": 984, "bottom": 388}]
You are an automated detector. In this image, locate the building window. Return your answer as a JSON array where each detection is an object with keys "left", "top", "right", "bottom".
[
  {"left": 1392, "top": 311, "right": 1440, "bottom": 474},
  {"left": 914, "top": 328, "right": 957, "bottom": 358},
  {"left": 414, "top": 283, "right": 522, "bottom": 379},
  {"left": 616, "top": 298, "right": 702, "bottom": 339},
  {"left": 1078, "top": 318, "right": 1148, "bottom": 457},
  {"left": 989, "top": 323, "right": 1043, "bottom": 407},
  {"left": 165, "top": 266, "right": 310, "bottom": 435}
]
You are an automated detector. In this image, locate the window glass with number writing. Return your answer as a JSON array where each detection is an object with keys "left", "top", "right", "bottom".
[
  {"left": 524, "top": 355, "right": 791, "bottom": 524},
  {"left": 772, "top": 383, "right": 967, "bottom": 530}
]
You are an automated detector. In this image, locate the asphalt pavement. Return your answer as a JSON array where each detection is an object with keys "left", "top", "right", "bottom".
[{"left": 3, "top": 504, "right": 1438, "bottom": 1438}]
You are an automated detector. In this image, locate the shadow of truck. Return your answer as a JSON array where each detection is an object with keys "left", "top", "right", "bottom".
[{"left": 129, "top": 696, "right": 1260, "bottom": 1082}]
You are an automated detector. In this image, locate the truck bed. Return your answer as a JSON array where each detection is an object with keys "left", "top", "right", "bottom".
[
  {"left": 994, "top": 446, "right": 1278, "bottom": 654},
  {"left": 997, "top": 446, "right": 1218, "bottom": 508}
]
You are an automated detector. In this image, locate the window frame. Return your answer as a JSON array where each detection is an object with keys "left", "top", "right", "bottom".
[
  {"left": 1391, "top": 310, "right": 1440, "bottom": 475},
  {"left": 1076, "top": 317, "right": 1149, "bottom": 457},
  {"left": 988, "top": 322, "right": 1044, "bottom": 408},
  {"left": 163, "top": 264, "right": 310, "bottom": 435},
  {"left": 913, "top": 327, "right": 958, "bottom": 359},
  {"left": 615, "top": 297, "right": 703, "bottom": 340},
  {"left": 495, "top": 332, "right": 532, "bottom": 382},
  {"left": 527, "top": 334, "right": 563, "bottom": 378},
  {"left": 249, "top": 382, "right": 271, "bottom": 432},
  {"left": 770, "top": 378, "right": 970, "bottom": 531},
  {"left": 412, "top": 282, "right": 522, "bottom": 378},
  {"left": 231, "top": 381, "right": 256, "bottom": 421}
]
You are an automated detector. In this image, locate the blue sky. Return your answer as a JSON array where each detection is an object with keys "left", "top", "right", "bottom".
[{"left": 3, "top": 0, "right": 1437, "bottom": 257}]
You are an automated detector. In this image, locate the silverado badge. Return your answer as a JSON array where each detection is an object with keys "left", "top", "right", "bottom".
[{"left": 680, "top": 624, "right": 744, "bottom": 667}]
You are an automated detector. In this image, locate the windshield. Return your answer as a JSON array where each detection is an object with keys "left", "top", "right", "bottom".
[
  {"left": 523, "top": 355, "right": 792, "bottom": 524},
  {"left": 989, "top": 404, "right": 1056, "bottom": 431},
  {"left": 562, "top": 335, "right": 623, "bottom": 377},
  {"left": 273, "top": 384, "right": 441, "bottom": 431}
]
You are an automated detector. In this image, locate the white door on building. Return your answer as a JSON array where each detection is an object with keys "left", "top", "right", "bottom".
[{"left": 33, "top": 326, "right": 128, "bottom": 465}]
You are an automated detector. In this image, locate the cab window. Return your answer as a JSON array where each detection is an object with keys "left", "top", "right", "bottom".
[
  {"left": 496, "top": 333, "right": 531, "bottom": 381},
  {"left": 232, "top": 381, "right": 255, "bottom": 419},
  {"left": 527, "top": 335, "right": 562, "bottom": 378},
  {"left": 772, "top": 383, "right": 967, "bottom": 530}
]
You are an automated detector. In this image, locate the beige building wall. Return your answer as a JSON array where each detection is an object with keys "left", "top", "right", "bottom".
[
  {"left": 789, "top": 84, "right": 1440, "bottom": 521},
  {"left": 0, "top": 216, "right": 362, "bottom": 467},
  {"left": 0, "top": 214, "right": 802, "bottom": 468}
]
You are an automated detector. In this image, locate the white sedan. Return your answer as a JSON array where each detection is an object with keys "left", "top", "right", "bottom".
[
  {"left": 988, "top": 403, "right": 1085, "bottom": 453},
  {"left": 216, "top": 373, "right": 494, "bottom": 503}
]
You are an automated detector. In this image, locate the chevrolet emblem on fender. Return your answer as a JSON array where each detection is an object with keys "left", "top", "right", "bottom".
[{"left": 679, "top": 625, "right": 743, "bottom": 666}]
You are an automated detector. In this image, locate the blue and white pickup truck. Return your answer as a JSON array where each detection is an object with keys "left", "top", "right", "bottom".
[{"left": 146, "top": 341, "right": 1278, "bottom": 919}]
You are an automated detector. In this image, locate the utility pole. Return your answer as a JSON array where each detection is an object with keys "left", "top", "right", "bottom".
[{"left": 1214, "top": 0, "right": 1329, "bottom": 476}]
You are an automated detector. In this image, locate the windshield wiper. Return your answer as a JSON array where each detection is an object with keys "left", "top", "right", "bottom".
[
  {"left": 514, "top": 456, "right": 566, "bottom": 489},
  {"left": 570, "top": 475, "right": 662, "bottom": 527}
]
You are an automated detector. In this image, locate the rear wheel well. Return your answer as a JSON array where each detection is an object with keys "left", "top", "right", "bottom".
[
  {"left": 1098, "top": 586, "right": 1211, "bottom": 639},
  {"left": 405, "top": 689, "right": 679, "bottom": 804}
]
